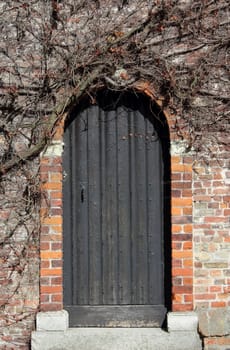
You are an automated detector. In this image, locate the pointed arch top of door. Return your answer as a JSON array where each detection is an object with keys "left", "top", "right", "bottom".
[
  {"left": 63, "top": 90, "right": 170, "bottom": 327},
  {"left": 65, "top": 90, "right": 169, "bottom": 141}
]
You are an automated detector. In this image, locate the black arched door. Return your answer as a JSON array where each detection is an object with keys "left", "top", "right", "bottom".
[{"left": 63, "top": 92, "right": 166, "bottom": 327}]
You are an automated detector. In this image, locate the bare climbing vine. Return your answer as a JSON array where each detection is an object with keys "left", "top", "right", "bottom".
[
  {"left": 0, "top": 0, "right": 229, "bottom": 345},
  {"left": 1, "top": 0, "right": 229, "bottom": 173}
]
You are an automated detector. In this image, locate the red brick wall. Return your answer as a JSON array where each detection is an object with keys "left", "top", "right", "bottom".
[
  {"left": 171, "top": 154, "right": 193, "bottom": 311},
  {"left": 40, "top": 125, "right": 64, "bottom": 312}
]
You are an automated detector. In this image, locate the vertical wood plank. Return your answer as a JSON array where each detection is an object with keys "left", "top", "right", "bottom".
[
  {"left": 129, "top": 110, "right": 137, "bottom": 304},
  {"left": 87, "top": 106, "right": 102, "bottom": 304},
  {"left": 103, "top": 110, "right": 119, "bottom": 304},
  {"left": 146, "top": 121, "right": 164, "bottom": 304},
  {"left": 75, "top": 111, "right": 89, "bottom": 305},
  {"left": 63, "top": 125, "right": 73, "bottom": 305},
  {"left": 134, "top": 110, "right": 148, "bottom": 304},
  {"left": 117, "top": 107, "right": 131, "bottom": 304},
  {"left": 71, "top": 122, "right": 78, "bottom": 305},
  {"left": 100, "top": 108, "right": 106, "bottom": 304}
]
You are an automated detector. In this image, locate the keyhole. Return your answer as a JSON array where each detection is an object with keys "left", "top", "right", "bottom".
[{"left": 81, "top": 188, "right": 84, "bottom": 203}]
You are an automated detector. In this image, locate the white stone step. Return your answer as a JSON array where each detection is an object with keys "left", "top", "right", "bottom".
[
  {"left": 32, "top": 327, "right": 202, "bottom": 350},
  {"left": 32, "top": 311, "right": 202, "bottom": 350}
]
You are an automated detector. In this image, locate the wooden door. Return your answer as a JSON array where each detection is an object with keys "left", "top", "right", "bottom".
[{"left": 63, "top": 92, "right": 166, "bottom": 327}]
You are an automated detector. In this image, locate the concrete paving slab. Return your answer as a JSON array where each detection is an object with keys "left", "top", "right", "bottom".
[{"left": 32, "top": 328, "right": 202, "bottom": 350}]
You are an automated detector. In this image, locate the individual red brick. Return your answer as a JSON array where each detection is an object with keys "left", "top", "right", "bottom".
[
  {"left": 171, "top": 156, "right": 181, "bottom": 164},
  {"left": 183, "top": 241, "right": 192, "bottom": 249},
  {"left": 183, "top": 259, "right": 193, "bottom": 267},
  {"left": 181, "top": 189, "right": 192, "bottom": 197},
  {"left": 204, "top": 216, "right": 228, "bottom": 223},
  {"left": 42, "top": 182, "right": 62, "bottom": 190},
  {"left": 51, "top": 156, "right": 62, "bottom": 164},
  {"left": 183, "top": 207, "right": 192, "bottom": 215},
  {"left": 172, "top": 250, "right": 192, "bottom": 258},
  {"left": 51, "top": 294, "right": 63, "bottom": 302},
  {"left": 183, "top": 224, "right": 193, "bottom": 233},
  {"left": 172, "top": 234, "right": 192, "bottom": 241},
  {"left": 40, "top": 242, "right": 50, "bottom": 250},
  {"left": 51, "top": 199, "right": 62, "bottom": 207},
  {"left": 50, "top": 208, "right": 62, "bottom": 215},
  {"left": 41, "top": 226, "right": 49, "bottom": 234},
  {"left": 195, "top": 293, "right": 216, "bottom": 300},
  {"left": 51, "top": 277, "right": 62, "bottom": 285},
  {"left": 40, "top": 277, "right": 50, "bottom": 285},
  {"left": 183, "top": 173, "right": 192, "bottom": 180},
  {"left": 172, "top": 268, "right": 193, "bottom": 276},
  {"left": 173, "top": 286, "right": 193, "bottom": 294},
  {"left": 51, "top": 260, "right": 63, "bottom": 268},
  {"left": 40, "top": 165, "right": 62, "bottom": 172},
  {"left": 41, "top": 285, "right": 62, "bottom": 293},
  {"left": 50, "top": 191, "right": 63, "bottom": 199},
  {"left": 41, "top": 260, "right": 50, "bottom": 268},
  {"left": 50, "top": 173, "right": 62, "bottom": 182},
  {"left": 40, "top": 268, "right": 62, "bottom": 276},
  {"left": 173, "top": 303, "right": 193, "bottom": 311},
  {"left": 171, "top": 163, "right": 192, "bottom": 172},
  {"left": 211, "top": 301, "right": 226, "bottom": 307},
  {"left": 51, "top": 242, "right": 62, "bottom": 250},
  {"left": 205, "top": 337, "right": 230, "bottom": 345},
  {"left": 172, "top": 277, "right": 182, "bottom": 285},
  {"left": 171, "top": 207, "right": 182, "bottom": 215},
  {"left": 42, "top": 216, "right": 62, "bottom": 225},
  {"left": 172, "top": 242, "right": 182, "bottom": 249},
  {"left": 171, "top": 190, "right": 181, "bottom": 197},
  {"left": 172, "top": 216, "right": 192, "bottom": 224},
  {"left": 183, "top": 277, "right": 193, "bottom": 285},
  {"left": 172, "top": 181, "right": 191, "bottom": 189},
  {"left": 210, "top": 286, "right": 222, "bottom": 292},
  {"left": 41, "top": 251, "right": 62, "bottom": 259},
  {"left": 50, "top": 225, "right": 62, "bottom": 233},
  {"left": 40, "top": 303, "right": 63, "bottom": 311},
  {"left": 171, "top": 173, "right": 181, "bottom": 180},
  {"left": 172, "top": 259, "right": 182, "bottom": 267},
  {"left": 184, "top": 294, "right": 193, "bottom": 302},
  {"left": 172, "top": 225, "right": 182, "bottom": 233},
  {"left": 183, "top": 156, "right": 193, "bottom": 164},
  {"left": 172, "top": 198, "right": 192, "bottom": 207},
  {"left": 40, "top": 294, "right": 50, "bottom": 303}
]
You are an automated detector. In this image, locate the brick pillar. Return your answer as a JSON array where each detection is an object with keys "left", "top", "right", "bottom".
[
  {"left": 171, "top": 151, "right": 194, "bottom": 311},
  {"left": 40, "top": 140, "right": 64, "bottom": 311}
]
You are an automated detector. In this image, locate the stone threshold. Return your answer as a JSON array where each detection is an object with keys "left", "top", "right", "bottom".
[{"left": 32, "top": 311, "right": 202, "bottom": 350}]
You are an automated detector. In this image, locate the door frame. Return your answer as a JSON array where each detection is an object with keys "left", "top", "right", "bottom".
[
  {"left": 39, "top": 88, "right": 194, "bottom": 318},
  {"left": 62, "top": 91, "right": 170, "bottom": 327}
]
